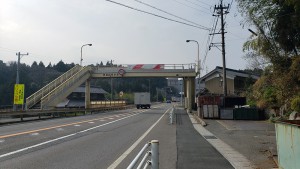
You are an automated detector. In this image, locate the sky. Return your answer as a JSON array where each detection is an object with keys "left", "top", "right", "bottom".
[{"left": 0, "top": 0, "right": 252, "bottom": 75}]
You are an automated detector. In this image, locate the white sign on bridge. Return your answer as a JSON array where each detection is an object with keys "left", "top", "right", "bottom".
[{"left": 127, "top": 64, "right": 164, "bottom": 70}]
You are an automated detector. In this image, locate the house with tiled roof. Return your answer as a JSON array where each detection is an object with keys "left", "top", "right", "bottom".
[{"left": 199, "top": 66, "right": 260, "bottom": 96}]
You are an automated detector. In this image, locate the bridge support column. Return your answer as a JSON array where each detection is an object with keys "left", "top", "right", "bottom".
[
  {"left": 184, "top": 79, "right": 188, "bottom": 109},
  {"left": 85, "top": 79, "right": 91, "bottom": 114},
  {"left": 185, "top": 78, "right": 195, "bottom": 113}
]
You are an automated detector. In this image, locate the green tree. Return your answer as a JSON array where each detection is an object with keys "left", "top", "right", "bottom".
[
  {"left": 236, "top": 0, "right": 300, "bottom": 112},
  {"left": 38, "top": 61, "right": 45, "bottom": 68}
]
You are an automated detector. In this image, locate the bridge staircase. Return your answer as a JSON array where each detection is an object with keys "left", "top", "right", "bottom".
[{"left": 26, "top": 65, "right": 92, "bottom": 109}]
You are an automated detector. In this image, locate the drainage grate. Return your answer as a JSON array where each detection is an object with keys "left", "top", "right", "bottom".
[{"left": 203, "top": 135, "right": 217, "bottom": 139}]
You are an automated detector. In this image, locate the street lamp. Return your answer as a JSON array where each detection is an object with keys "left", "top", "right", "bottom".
[
  {"left": 186, "top": 40, "right": 200, "bottom": 94},
  {"left": 80, "top": 44, "right": 92, "bottom": 66}
]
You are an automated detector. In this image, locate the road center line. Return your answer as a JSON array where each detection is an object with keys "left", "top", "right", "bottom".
[
  {"left": 107, "top": 107, "right": 171, "bottom": 169},
  {"left": 0, "top": 111, "right": 144, "bottom": 159},
  {"left": 0, "top": 111, "right": 140, "bottom": 139}
]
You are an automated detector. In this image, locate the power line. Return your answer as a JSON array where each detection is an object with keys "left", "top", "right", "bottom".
[
  {"left": 0, "top": 46, "right": 62, "bottom": 64},
  {"left": 171, "top": 0, "right": 211, "bottom": 15},
  {"left": 0, "top": 46, "right": 19, "bottom": 53},
  {"left": 181, "top": 0, "right": 211, "bottom": 11},
  {"left": 192, "top": 0, "right": 211, "bottom": 7},
  {"left": 202, "top": 16, "right": 219, "bottom": 68},
  {"left": 132, "top": 0, "right": 206, "bottom": 28},
  {"left": 106, "top": 0, "right": 210, "bottom": 30}
]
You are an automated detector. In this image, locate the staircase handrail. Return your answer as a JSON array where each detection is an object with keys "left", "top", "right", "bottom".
[
  {"left": 26, "top": 65, "right": 82, "bottom": 109},
  {"left": 40, "top": 66, "right": 92, "bottom": 109}
]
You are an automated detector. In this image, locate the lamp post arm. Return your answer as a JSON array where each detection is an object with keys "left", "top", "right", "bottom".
[{"left": 80, "top": 44, "right": 92, "bottom": 66}]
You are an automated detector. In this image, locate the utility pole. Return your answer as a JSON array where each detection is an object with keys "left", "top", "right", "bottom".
[
  {"left": 13, "top": 52, "right": 29, "bottom": 111},
  {"left": 212, "top": 0, "right": 229, "bottom": 96},
  {"left": 16, "top": 52, "right": 29, "bottom": 84}
]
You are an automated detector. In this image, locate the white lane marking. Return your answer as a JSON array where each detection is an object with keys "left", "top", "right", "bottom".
[
  {"left": 88, "top": 122, "right": 95, "bottom": 124},
  {"left": 56, "top": 128, "right": 64, "bottom": 131},
  {"left": 0, "top": 139, "right": 5, "bottom": 143},
  {"left": 188, "top": 113, "right": 256, "bottom": 169},
  {"left": 109, "top": 118, "right": 114, "bottom": 120},
  {"left": 107, "top": 107, "right": 171, "bottom": 169},
  {"left": 74, "top": 125, "right": 81, "bottom": 127},
  {"left": 0, "top": 112, "right": 141, "bottom": 159},
  {"left": 30, "top": 133, "right": 39, "bottom": 136}
]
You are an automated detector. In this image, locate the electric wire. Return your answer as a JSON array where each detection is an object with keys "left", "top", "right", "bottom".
[
  {"left": 0, "top": 46, "right": 66, "bottom": 64},
  {"left": 171, "top": 0, "right": 211, "bottom": 15},
  {"left": 202, "top": 16, "right": 219, "bottom": 69},
  {"left": 181, "top": 0, "right": 211, "bottom": 11},
  {"left": 192, "top": 0, "right": 211, "bottom": 7},
  {"left": 106, "top": 0, "right": 210, "bottom": 30},
  {"left": 132, "top": 0, "right": 206, "bottom": 28},
  {"left": 0, "top": 47, "right": 19, "bottom": 53}
]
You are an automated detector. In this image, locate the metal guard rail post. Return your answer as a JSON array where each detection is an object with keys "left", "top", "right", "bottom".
[
  {"left": 127, "top": 140, "right": 159, "bottom": 169},
  {"left": 169, "top": 106, "right": 174, "bottom": 124}
]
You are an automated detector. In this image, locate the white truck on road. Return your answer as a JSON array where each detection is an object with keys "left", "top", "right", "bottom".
[{"left": 134, "top": 92, "right": 151, "bottom": 109}]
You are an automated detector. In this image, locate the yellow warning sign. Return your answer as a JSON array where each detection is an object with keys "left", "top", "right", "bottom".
[{"left": 14, "top": 84, "right": 25, "bottom": 105}]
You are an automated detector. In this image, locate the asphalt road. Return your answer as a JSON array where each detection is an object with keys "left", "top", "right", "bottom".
[{"left": 0, "top": 104, "right": 173, "bottom": 169}]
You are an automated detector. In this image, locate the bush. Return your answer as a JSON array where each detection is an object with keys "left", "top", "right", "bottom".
[{"left": 291, "top": 97, "right": 300, "bottom": 112}]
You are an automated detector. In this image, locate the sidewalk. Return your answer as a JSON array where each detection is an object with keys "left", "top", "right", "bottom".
[
  {"left": 175, "top": 108, "right": 234, "bottom": 169},
  {"left": 139, "top": 106, "right": 235, "bottom": 169},
  {"left": 151, "top": 106, "right": 261, "bottom": 169}
]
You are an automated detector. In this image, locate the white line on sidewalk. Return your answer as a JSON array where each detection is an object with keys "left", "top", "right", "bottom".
[{"left": 107, "top": 107, "right": 171, "bottom": 169}]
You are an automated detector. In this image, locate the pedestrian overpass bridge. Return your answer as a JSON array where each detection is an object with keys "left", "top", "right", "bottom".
[{"left": 26, "top": 64, "right": 197, "bottom": 112}]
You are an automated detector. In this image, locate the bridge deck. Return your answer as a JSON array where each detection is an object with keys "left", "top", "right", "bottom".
[{"left": 91, "top": 64, "right": 197, "bottom": 78}]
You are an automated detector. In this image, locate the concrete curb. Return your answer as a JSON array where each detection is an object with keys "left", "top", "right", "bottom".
[{"left": 191, "top": 111, "right": 207, "bottom": 126}]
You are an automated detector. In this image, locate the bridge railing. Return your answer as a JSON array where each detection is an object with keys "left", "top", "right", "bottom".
[
  {"left": 90, "top": 100, "right": 126, "bottom": 108},
  {"left": 93, "top": 63, "right": 196, "bottom": 71},
  {"left": 26, "top": 65, "right": 82, "bottom": 109},
  {"left": 163, "top": 63, "right": 195, "bottom": 70},
  {"left": 40, "top": 66, "right": 92, "bottom": 109}
]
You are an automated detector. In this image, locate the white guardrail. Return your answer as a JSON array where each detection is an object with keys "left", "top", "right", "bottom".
[
  {"left": 127, "top": 140, "right": 159, "bottom": 169},
  {"left": 169, "top": 106, "right": 175, "bottom": 124}
]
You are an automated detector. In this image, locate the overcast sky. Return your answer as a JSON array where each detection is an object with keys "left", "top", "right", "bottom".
[{"left": 0, "top": 0, "right": 251, "bottom": 74}]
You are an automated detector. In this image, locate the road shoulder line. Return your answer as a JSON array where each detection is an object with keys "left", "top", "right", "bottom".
[{"left": 107, "top": 107, "right": 171, "bottom": 169}]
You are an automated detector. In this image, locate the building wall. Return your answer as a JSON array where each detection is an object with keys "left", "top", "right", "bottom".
[{"left": 205, "top": 78, "right": 234, "bottom": 95}]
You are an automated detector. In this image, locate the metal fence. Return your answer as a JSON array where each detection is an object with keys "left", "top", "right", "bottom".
[{"left": 127, "top": 140, "right": 159, "bottom": 169}]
